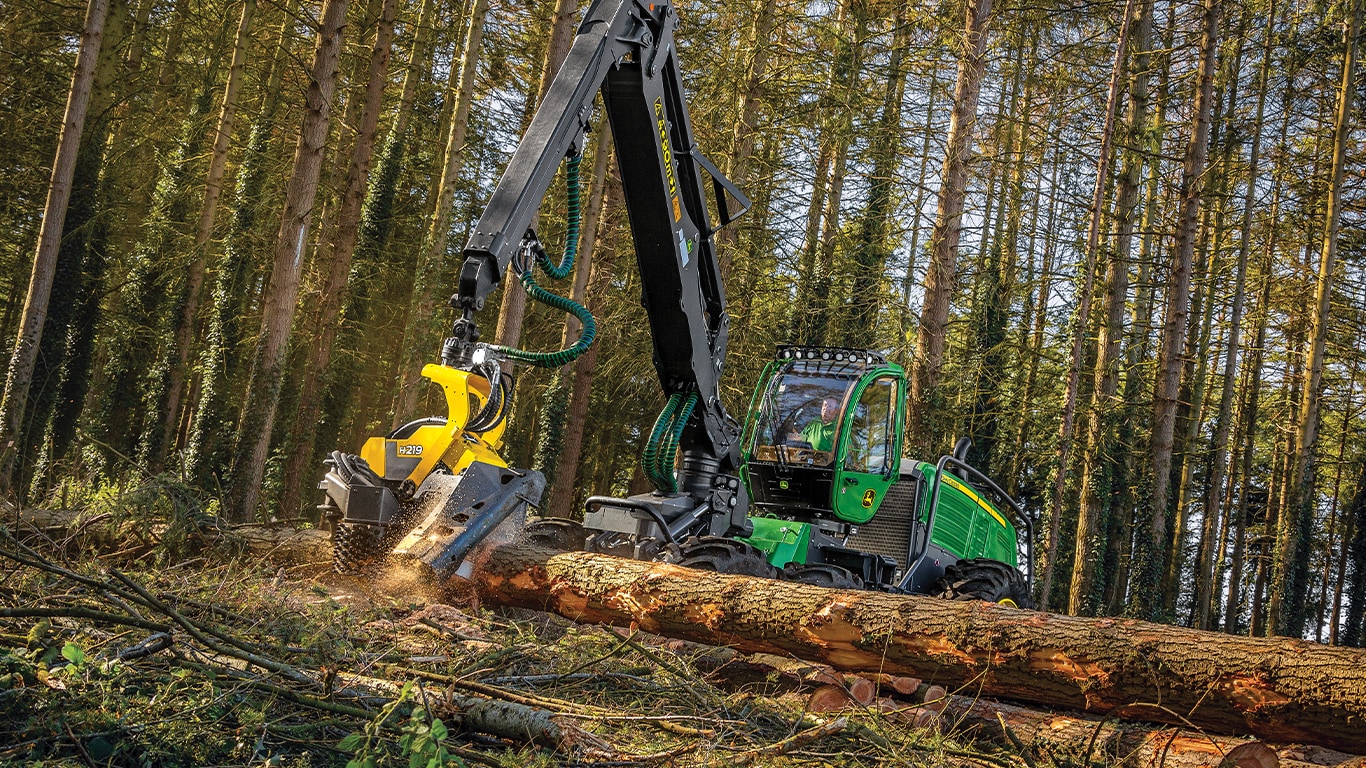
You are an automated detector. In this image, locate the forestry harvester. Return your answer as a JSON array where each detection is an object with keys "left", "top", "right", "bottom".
[{"left": 318, "top": 0, "right": 1034, "bottom": 606}]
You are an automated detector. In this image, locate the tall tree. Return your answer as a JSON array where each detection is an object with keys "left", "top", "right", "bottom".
[
  {"left": 907, "top": 0, "right": 992, "bottom": 456},
  {"left": 224, "top": 0, "right": 351, "bottom": 522},
  {"left": 1130, "top": 0, "right": 1219, "bottom": 621},
  {"left": 278, "top": 0, "right": 398, "bottom": 517},
  {"left": 0, "top": 0, "right": 110, "bottom": 496},
  {"left": 1270, "top": 0, "right": 1360, "bottom": 637},
  {"left": 1071, "top": 0, "right": 1146, "bottom": 617},
  {"left": 185, "top": 0, "right": 299, "bottom": 486},
  {"left": 153, "top": 0, "right": 257, "bottom": 472},
  {"left": 393, "top": 0, "right": 489, "bottom": 423},
  {"left": 1040, "top": 0, "right": 1133, "bottom": 611},
  {"left": 1196, "top": 6, "right": 1273, "bottom": 630}
]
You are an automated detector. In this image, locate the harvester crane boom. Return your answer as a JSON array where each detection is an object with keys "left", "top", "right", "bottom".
[{"left": 442, "top": 0, "right": 751, "bottom": 520}]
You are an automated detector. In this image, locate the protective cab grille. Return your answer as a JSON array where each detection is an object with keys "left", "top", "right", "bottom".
[{"left": 845, "top": 464, "right": 922, "bottom": 576}]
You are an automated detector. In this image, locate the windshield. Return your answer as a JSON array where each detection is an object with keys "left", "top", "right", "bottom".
[{"left": 750, "top": 372, "right": 855, "bottom": 467}]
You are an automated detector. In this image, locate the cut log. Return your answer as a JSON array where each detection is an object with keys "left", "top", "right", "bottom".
[
  {"left": 943, "top": 695, "right": 1277, "bottom": 768},
  {"left": 807, "top": 683, "right": 855, "bottom": 712},
  {"left": 842, "top": 674, "right": 876, "bottom": 705},
  {"left": 468, "top": 544, "right": 1366, "bottom": 753}
]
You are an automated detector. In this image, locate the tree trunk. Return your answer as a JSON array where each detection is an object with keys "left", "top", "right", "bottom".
[
  {"left": 0, "top": 0, "right": 110, "bottom": 495},
  {"left": 1342, "top": 459, "right": 1366, "bottom": 647},
  {"left": 942, "top": 695, "right": 1277, "bottom": 768},
  {"left": 470, "top": 544, "right": 1366, "bottom": 753},
  {"left": 1131, "top": 0, "right": 1219, "bottom": 622},
  {"left": 184, "top": 0, "right": 299, "bottom": 487},
  {"left": 225, "top": 0, "right": 351, "bottom": 522},
  {"left": 18, "top": 0, "right": 130, "bottom": 500},
  {"left": 394, "top": 0, "right": 488, "bottom": 424},
  {"left": 1271, "top": 0, "right": 1360, "bottom": 638},
  {"left": 155, "top": 0, "right": 257, "bottom": 473},
  {"left": 1044, "top": 0, "right": 1133, "bottom": 612},
  {"left": 277, "top": 0, "right": 397, "bottom": 519},
  {"left": 1199, "top": 7, "right": 1273, "bottom": 631},
  {"left": 1072, "top": 0, "right": 1146, "bottom": 617},
  {"left": 907, "top": 0, "right": 992, "bottom": 457},
  {"left": 716, "top": 0, "right": 779, "bottom": 282},
  {"left": 487, "top": 0, "right": 579, "bottom": 365}
]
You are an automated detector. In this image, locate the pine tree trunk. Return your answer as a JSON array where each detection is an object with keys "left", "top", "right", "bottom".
[
  {"left": 908, "top": 0, "right": 992, "bottom": 457},
  {"left": 1198, "top": 10, "right": 1273, "bottom": 630},
  {"left": 225, "top": 0, "right": 351, "bottom": 522},
  {"left": 532, "top": 131, "right": 612, "bottom": 497},
  {"left": 485, "top": 0, "right": 577, "bottom": 368},
  {"left": 0, "top": 0, "right": 110, "bottom": 495},
  {"left": 1131, "top": 0, "right": 1219, "bottom": 621},
  {"left": 716, "top": 0, "right": 779, "bottom": 282},
  {"left": 18, "top": 0, "right": 129, "bottom": 499},
  {"left": 277, "top": 0, "right": 397, "bottom": 518},
  {"left": 1072, "top": 0, "right": 1145, "bottom": 617},
  {"left": 1270, "top": 0, "right": 1360, "bottom": 638},
  {"left": 183, "top": 2, "right": 298, "bottom": 487},
  {"left": 899, "top": 69, "right": 939, "bottom": 310},
  {"left": 1343, "top": 459, "right": 1366, "bottom": 646},
  {"left": 1042, "top": 0, "right": 1132, "bottom": 612},
  {"left": 964, "top": 42, "right": 1030, "bottom": 479},
  {"left": 155, "top": 0, "right": 257, "bottom": 473},
  {"left": 394, "top": 0, "right": 488, "bottom": 423}
]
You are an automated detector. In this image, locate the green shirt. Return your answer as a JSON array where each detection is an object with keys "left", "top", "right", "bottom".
[{"left": 800, "top": 418, "right": 836, "bottom": 452}]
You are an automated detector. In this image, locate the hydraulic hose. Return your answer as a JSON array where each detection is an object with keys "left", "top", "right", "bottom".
[
  {"left": 486, "top": 153, "right": 595, "bottom": 369},
  {"left": 643, "top": 393, "right": 683, "bottom": 491}
]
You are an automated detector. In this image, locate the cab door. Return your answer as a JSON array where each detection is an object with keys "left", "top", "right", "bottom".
[{"left": 832, "top": 373, "right": 904, "bottom": 524}]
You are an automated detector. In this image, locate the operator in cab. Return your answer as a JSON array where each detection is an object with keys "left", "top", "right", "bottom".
[{"left": 794, "top": 396, "right": 841, "bottom": 453}]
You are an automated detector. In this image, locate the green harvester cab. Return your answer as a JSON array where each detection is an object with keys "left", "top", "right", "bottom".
[{"left": 738, "top": 345, "right": 1034, "bottom": 603}]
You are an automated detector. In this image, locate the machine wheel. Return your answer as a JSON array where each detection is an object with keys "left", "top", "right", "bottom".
[
  {"left": 333, "top": 522, "right": 383, "bottom": 574},
  {"left": 519, "top": 517, "right": 589, "bottom": 551},
  {"left": 931, "top": 558, "right": 1033, "bottom": 609},
  {"left": 665, "top": 536, "right": 778, "bottom": 579},
  {"left": 783, "top": 563, "right": 864, "bottom": 590}
]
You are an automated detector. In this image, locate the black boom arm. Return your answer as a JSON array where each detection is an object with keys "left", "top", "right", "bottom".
[{"left": 442, "top": 0, "right": 750, "bottom": 483}]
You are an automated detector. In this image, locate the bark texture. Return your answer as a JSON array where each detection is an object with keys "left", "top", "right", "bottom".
[
  {"left": 944, "top": 695, "right": 1277, "bottom": 768},
  {"left": 225, "top": 0, "right": 350, "bottom": 522},
  {"left": 907, "top": 0, "right": 992, "bottom": 456},
  {"left": 0, "top": 0, "right": 110, "bottom": 493},
  {"left": 471, "top": 544, "right": 1366, "bottom": 753}
]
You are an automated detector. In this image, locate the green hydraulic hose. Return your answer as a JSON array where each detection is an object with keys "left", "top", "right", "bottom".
[
  {"left": 643, "top": 393, "right": 683, "bottom": 491},
  {"left": 486, "top": 153, "right": 593, "bottom": 368},
  {"left": 655, "top": 392, "right": 698, "bottom": 493}
]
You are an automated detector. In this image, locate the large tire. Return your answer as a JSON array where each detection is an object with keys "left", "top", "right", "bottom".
[
  {"left": 931, "top": 558, "right": 1033, "bottom": 609},
  {"left": 332, "top": 522, "right": 383, "bottom": 574},
  {"left": 665, "top": 536, "right": 778, "bottom": 579},
  {"left": 519, "top": 518, "right": 589, "bottom": 551},
  {"left": 782, "top": 563, "right": 864, "bottom": 590}
]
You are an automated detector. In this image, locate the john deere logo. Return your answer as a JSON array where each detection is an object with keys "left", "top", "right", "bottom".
[{"left": 861, "top": 489, "right": 876, "bottom": 508}]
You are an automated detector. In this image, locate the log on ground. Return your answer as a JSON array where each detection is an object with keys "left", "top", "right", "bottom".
[
  {"left": 942, "top": 694, "right": 1279, "bottom": 768},
  {"left": 469, "top": 544, "right": 1366, "bottom": 753}
]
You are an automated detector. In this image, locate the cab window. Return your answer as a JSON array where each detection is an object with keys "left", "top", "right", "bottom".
[
  {"left": 845, "top": 377, "right": 896, "bottom": 473},
  {"left": 750, "top": 373, "right": 853, "bottom": 467}
]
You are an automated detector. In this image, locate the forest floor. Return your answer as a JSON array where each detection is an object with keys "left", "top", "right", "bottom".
[{"left": 0, "top": 481, "right": 1329, "bottom": 767}]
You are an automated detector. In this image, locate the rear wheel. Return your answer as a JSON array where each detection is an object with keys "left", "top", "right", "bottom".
[
  {"left": 931, "top": 558, "right": 1033, "bottom": 609},
  {"left": 782, "top": 563, "right": 864, "bottom": 590},
  {"left": 665, "top": 536, "right": 778, "bottom": 579}
]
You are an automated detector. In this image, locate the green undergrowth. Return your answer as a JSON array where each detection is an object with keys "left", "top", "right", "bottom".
[{"left": 0, "top": 482, "right": 1044, "bottom": 767}]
